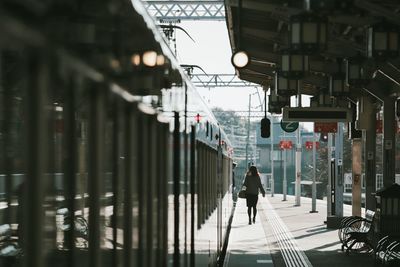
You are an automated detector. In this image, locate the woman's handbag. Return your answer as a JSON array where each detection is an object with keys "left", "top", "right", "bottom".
[{"left": 238, "top": 186, "right": 247, "bottom": 199}]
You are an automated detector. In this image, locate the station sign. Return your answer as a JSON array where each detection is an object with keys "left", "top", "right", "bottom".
[
  {"left": 314, "top": 122, "right": 337, "bottom": 133},
  {"left": 282, "top": 107, "right": 352, "bottom": 122},
  {"left": 280, "top": 119, "right": 299, "bottom": 133}
]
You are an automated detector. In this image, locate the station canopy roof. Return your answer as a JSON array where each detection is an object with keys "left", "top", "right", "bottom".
[{"left": 225, "top": 0, "right": 400, "bottom": 100}]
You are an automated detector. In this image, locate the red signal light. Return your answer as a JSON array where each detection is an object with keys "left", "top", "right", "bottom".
[
  {"left": 195, "top": 113, "right": 201, "bottom": 123},
  {"left": 305, "top": 141, "right": 320, "bottom": 150}
]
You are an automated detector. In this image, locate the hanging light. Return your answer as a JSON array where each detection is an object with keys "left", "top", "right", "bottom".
[
  {"left": 310, "top": 96, "right": 318, "bottom": 107},
  {"left": 268, "top": 93, "right": 290, "bottom": 114},
  {"left": 305, "top": 0, "right": 354, "bottom": 12},
  {"left": 318, "top": 91, "right": 332, "bottom": 106},
  {"left": 329, "top": 58, "right": 349, "bottom": 96},
  {"left": 131, "top": 51, "right": 164, "bottom": 68},
  {"left": 142, "top": 50, "right": 158, "bottom": 67},
  {"left": 367, "top": 20, "right": 399, "bottom": 60},
  {"left": 289, "top": 12, "right": 327, "bottom": 54},
  {"left": 346, "top": 54, "right": 369, "bottom": 87},
  {"left": 305, "top": 0, "right": 335, "bottom": 12},
  {"left": 131, "top": 53, "right": 141, "bottom": 66},
  {"left": 275, "top": 72, "right": 298, "bottom": 96},
  {"left": 311, "top": 90, "right": 332, "bottom": 107},
  {"left": 280, "top": 49, "right": 309, "bottom": 79},
  {"left": 156, "top": 54, "right": 166, "bottom": 66},
  {"left": 231, "top": 50, "right": 250, "bottom": 69},
  {"left": 329, "top": 72, "right": 348, "bottom": 96}
]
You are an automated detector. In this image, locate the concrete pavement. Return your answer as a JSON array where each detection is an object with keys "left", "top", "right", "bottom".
[{"left": 224, "top": 194, "right": 376, "bottom": 267}]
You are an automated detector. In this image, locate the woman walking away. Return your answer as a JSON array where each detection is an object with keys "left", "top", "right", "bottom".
[{"left": 243, "top": 166, "right": 265, "bottom": 225}]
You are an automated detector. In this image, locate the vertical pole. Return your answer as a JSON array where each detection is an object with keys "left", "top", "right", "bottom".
[
  {"left": 190, "top": 126, "right": 196, "bottom": 267},
  {"left": 363, "top": 97, "right": 376, "bottom": 210},
  {"left": 283, "top": 132, "right": 287, "bottom": 201},
  {"left": 246, "top": 94, "right": 250, "bottom": 168},
  {"left": 334, "top": 123, "right": 344, "bottom": 217},
  {"left": 184, "top": 84, "right": 188, "bottom": 267},
  {"left": 311, "top": 133, "right": 317, "bottom": 212},
  {"left": 383, "top": 97, "right": 396, "bottom": 188},
  {"left": 327, "top": 133, "right": 333, "bottom": 216},
  {"left": 280, "top": 148, "right": 283, "bottom": 191},
  {"left": 2, "top": 52, "right": 12, "bottom": 225},
  {"left": 295, "top": 126, "right": 301, "bottom": 206},
  {"left": 352, "top": 139, "right": 362, "bottom": 216},
  {"left": 88, "top": 84, "right": 104, "bottom": 267},
  {"left": 64, "top": 76, "right": 76, "bottom": 265},
  {"left": 25, "top": 50, "right": 48, "bottom": 267},
  {"left": 271, "top": 116, "right": 274, "bottom": 197},
  {"left": 217, "top": 129, "right": 223, "bottom": 255},
  {"left": 295, "top": 88, "right": 302, "bottom": 206},
  {"left": 173, "top": 112, "right": 180, "bottom": 267},
  {"left": 124, "top": 104, "right": 133, "bottom": 267}
]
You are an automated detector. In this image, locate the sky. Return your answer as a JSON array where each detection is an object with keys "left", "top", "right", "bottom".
[
  {"left": 175, "top": 21, "right": 262, "bottom": 111},
  {"left": 173, "top": 20, "right": 313, "bottom": 130}
]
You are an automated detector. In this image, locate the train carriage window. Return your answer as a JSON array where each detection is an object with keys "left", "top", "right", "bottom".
[
  {"left": 101, "top": 91, "right": 123, "bottom": 266},
  {"left": 0, "top": 48, "right": 27, "bottom": 263},
  {"left": 77, "top": 78, "right": 91, "bottom": 252},
  {"left": 145, "top": 114, "right": 158, "bottom": 266},
  {"left": 137, "top": 112, "right": 150, "bottom": 266}
]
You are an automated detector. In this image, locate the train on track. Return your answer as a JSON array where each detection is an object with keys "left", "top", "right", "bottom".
[{"left": 0, "top": 1, "right": 234, "bottom": 266}]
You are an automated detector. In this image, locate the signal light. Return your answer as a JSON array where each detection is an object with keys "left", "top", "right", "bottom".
[
  {"left": 260, "top": 118, "right": 271, "bottom": 138},
  {"left": 195, "top": 113, "right": 201, "bottom": 123},
  {"left": 320, "top": 132, "right": 328, "bottom": 142}
]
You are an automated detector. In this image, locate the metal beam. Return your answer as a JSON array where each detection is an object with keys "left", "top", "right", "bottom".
[
  {"left": 190, "top": 74, "right": 261, "bottom": 88},
  {"left": 225, "top": 0, "right": 301, "bottom": 22},
  {"left": 142, "top": 0, "right": 225, "bottom": 21},
  {"left": 354, "top": 0, "right": 400, "bottom": 27}
]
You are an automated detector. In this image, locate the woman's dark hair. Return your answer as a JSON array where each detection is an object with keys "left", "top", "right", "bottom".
[{"left": 249, "top": 165, "right": 258, "bottom": 176}]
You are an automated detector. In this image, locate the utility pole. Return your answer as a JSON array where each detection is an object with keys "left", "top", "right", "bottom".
[
  {"left": 295, "top": 88, "right": 302, "bottom": 206},
  {"left": 271, "top": 116, "right": 274, "bottom": 197},
  {"left": 311, "top": 133, "right": 318, "bottom": 213},
  {"left": 327, "top": 133, "right": 333, "bottom": 217},
  {"left": 283, "top": 131, "right": 287, "bottom": 201},
  {"left": 334, "top": 123, "right": 344, "bottom": 217},
  {"left": 245, "top": 94, "right": 250, "bottom": 168}
]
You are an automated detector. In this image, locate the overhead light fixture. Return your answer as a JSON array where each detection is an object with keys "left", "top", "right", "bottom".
[
  {"left": 275, "top": 72, "right": 298, "bottom": 96},
  {"left": 311, "top": 89, "right": 332, "bottom": 107},
  {"left": 142, "top": 50, "right": 158, "bottom": 67},
  {"left": 305, "top": 0, "right": 335, "bottom": 11},
  {"left": 329, "top": 72, "right": 348, "bottom": 96},
  {"left": 289, "top": 12, "right": 327, "bottom": 54},
  {"left": 110, "top": 58, "right": 121, "bottom": 70},
  {"left": 131, "top": 53, "right": 141, "bottom": 66},
  {"left": 310, "top": 96, "right": 318, "bottom": 107},
  {"left": 268, "top": 92, "right": 290, "bottom": 114},
  {"left": 367, "top": 20, "right": 399, "bottom": 60},
  {"left": 305, "top": 0, "right": 354, "bottom": 12},
  {"left": 280, "top": 49, "right": 309, "bottom": 79},
  {"left": 346, "top": 54, "right": 369, "bottom": 87},
  {"left": 231, "top": 50, "right": 250, "bottom": 69},
  {"left": 329, "top": 59, "right": 348, "bottom": 96},
  {"left": 156, "top": 54, "right": 165, "bottom": 66},
  {"left": 318, "top": 91, "right": 332, "bottom": 106}
]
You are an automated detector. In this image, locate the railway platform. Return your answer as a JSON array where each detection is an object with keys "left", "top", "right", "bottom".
[{"left": 224, "top": 195, "right": 375, "bottom": 267}]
